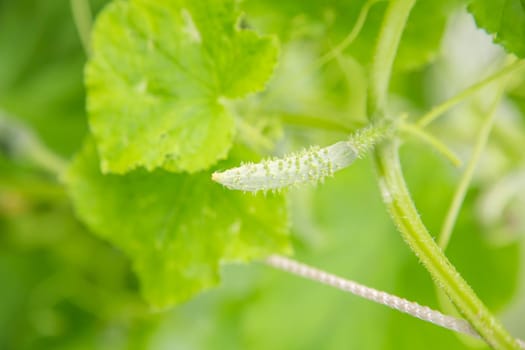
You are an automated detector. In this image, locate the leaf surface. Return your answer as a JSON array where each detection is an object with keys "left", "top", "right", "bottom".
[
  {"left": 65, "top": 139, "right": 291, "bottom": 308},
  {"left": 469, "top": 0, "right": 525, "bottom": 57},
  {"left": 87, "top": 0, "right": 278, "bottom": 173}
]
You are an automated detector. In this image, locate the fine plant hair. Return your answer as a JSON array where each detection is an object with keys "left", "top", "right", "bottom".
[
  {"left": 12, "top": 0, "right": 522, "bottom": 349},
  {"left": 212, "top": 121, "right": 393, "bottom": 192},
  {"left": 211, "top": 2, "right": 525, "bottom": 348}
]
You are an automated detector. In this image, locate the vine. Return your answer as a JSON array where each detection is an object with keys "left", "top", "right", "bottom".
[
  {"left": 4, "top": 0, "right": 525, "bottom": 348},
  {"left": 369, "top": 1, "right": 520, "bottom": 348}
]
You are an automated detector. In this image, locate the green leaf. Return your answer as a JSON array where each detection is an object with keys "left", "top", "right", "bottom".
[
  {"left": 469, "top": 0, "right": 525, "bottom": 58},
  {"left": 87, "top": 0, "right": 279, "bottom": 174},
  {"left": 152, "top": 146, "right": 521, "bottom": 350},
  {"left": 65, "top": 139, "right": 291, "bottom": 308}
]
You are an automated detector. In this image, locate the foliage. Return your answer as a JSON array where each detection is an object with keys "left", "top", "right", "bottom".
[
  {"left": 1, "top": 0, "right": 525, "bottom": 349},
  {"left": 86, "top": 0, "right": 279, "bottom": 174},
  {"left": 468, "top": 0, "right": 525, "bottom": 58},
  {"left": 66, "top": 139, "right": 290, "bottom": 308}
]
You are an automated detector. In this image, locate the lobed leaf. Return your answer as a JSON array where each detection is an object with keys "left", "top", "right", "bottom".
[
  {"left": 469, "top": 0, "right": 525, "bottom": 58},
  {"left": 86, "top": 0, "right": 279, "bottom": 174},
  {"left": 65, "top": 139, "right": 291, "bottom": 308},
  {"left": 244, "top": 0, "right": 466, "bottom": 71}
]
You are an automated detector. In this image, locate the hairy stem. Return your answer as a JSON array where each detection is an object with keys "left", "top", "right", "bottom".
[
  {"left": 368, "top": 1, "right": 519, "bottom": 348},
  {"left": 266, "top": 255, "right": 476, "bottom": 336},
  {"left": 265, "top": 255, "right": 525, "bottom": 349},
  {"left": 438, "top": 91, "right": 503, "bottom": 249},
  {"left": 373, "top": 142, "right": 519, "bottom": 349}
]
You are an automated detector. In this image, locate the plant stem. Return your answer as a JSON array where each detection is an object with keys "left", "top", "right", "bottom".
[
  {"left": 316, "top": 0, "right": 383, "bottom": 68},
  {"left": 368, "top": 0, "right": 519, "bottom": 348},
  {"left": 373, "top": 142, "right": 519, "bottom": 349},
  {"left": 265, "top": 255, "right": 525, "bottom": 349},
  {"left": 417, "top": 60, "right": 525, "bottom": 128},
  {"left": 368, "top": 0, "right": 416, "bottom": 116},
  {"left": 438, "top": 91, "right": 503, "bottom": 250},
  {"left": 70, "top": 0, "right": 93, "bottom": 55},
  {"left": 265, "top": 255, "right": 477, "bottom": 336},
  {"left": 400, "top": 122, "right": 462, "bottom": 167}
]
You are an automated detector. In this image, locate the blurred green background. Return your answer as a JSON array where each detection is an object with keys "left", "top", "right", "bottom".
[{"left": 1, "top": 0, "right": 524, "bottom": 349}]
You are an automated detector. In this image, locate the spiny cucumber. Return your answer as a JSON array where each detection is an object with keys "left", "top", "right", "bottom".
[{"left": 212, "top": 122, "right": 391, "bottom": 192}]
